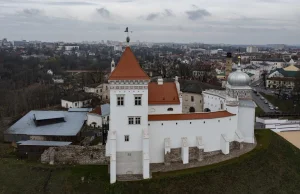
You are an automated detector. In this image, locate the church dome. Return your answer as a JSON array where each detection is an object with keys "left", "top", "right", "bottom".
[{"left": 227, "top": 67, "right": 251, "bottom": 86}]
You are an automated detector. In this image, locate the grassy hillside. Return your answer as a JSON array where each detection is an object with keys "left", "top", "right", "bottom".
[{"left": 1, "top": 130, "right": 300, "bottom": 194}]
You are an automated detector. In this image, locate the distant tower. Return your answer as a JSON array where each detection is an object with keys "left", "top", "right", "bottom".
[
  {"left": 111, "top": 59, "right": 115, "bottom": 72},
  {"left": 225, "top": 52, "right": 232, "bottom": 78}
]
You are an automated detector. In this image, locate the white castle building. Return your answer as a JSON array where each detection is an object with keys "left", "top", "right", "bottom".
[{"left": 105, "top": 46, "right": 256, "bottom": 183}]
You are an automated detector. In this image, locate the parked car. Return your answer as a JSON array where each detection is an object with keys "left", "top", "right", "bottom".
[
  {"left": 260, "top": 96, "right": 265, "bottom": 100},
  {"left": 256, "top": 83, "right": 260, "bottom": 86},
  {"left": 275, "top": 107, "right": 279, "bottom": 110},
  {"left": 269, "top": 106, "right": 274, "bottom": 110},
  {"left": 264, "top": 100, "right": 268, "bottom": 104}
]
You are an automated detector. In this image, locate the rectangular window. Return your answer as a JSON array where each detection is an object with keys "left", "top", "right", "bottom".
[
  {"left": 117, "top": 96, "right": 124, "bottom": 106},
  {"left": 191, "top": 96, "right": 194, "bottom": 102},
  {"left": 125, "top": 135, "right": 129, "bottom": 142},
  {"left": 128, "top": 117, "right": 134, "bottom": 124},
  {"left": 134, "top": 96, "right": 142, "bottom": 105},
  {"left": 135, "top": 117, "right": 141, "bottom": 124}
]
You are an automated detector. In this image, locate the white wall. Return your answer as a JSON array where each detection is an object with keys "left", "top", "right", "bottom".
[
  {"left": 110, "top": 82, "right": 149, "bottom": 152},
  {"left": 203, "top": 93, "right": 226, "bottom": 112},
  {"left": 238, "top": 106, "right": 255, "bottom": 143},
  {"left": 61, "top": 99, "right": 91, "bottom": 108},
  {"left": 148, "top": 115, "right": 237, "bottom": 163},
  {"left": 148, "top": 104, "right": 182, "bottom": 115},
  {"left": 87, "top": 114, "right": 102, "bottom": 128}
]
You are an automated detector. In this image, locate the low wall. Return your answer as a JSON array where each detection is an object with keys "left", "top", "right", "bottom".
[{"left": 41, "top": 145, "right": 109, "bottom": 165}]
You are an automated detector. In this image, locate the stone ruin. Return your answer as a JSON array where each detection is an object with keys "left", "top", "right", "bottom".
[{"left": 41, "top": 145, "right": 109, "bottom": 165}]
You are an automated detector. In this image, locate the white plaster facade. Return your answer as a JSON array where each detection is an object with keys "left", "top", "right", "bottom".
[
  {"left": 87, "top": 114, "right": 102, "bottom": 128},
  {"left": 61, "top": 99, "right": 91, "bottom": 108}
]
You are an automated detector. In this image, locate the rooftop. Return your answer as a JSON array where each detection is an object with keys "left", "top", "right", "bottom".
[
  {"left": 148, "top": 111, "right": 235, "bottom": 121},
  {"left": 17, "top": 140, "right": 72, "bottom": 146},
  {"left": 68, "top": 108, "right": 92, "bottom": 112},
  {"left": 148, "top": 82, "right": 180, "bottom": 105},
  {"left": 34, "top": 112, "right": 64, "bottom": 121},
  {"left": 5, "top": 111, "right": 86, "bottom": 136},
  {"left": 108, "top": 47, "right": 150, "bottom": 81},
  {"left": 89, "top": 106, "right": 101, "bottom": 115}
]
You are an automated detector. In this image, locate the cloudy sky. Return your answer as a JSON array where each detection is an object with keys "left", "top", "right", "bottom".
[{"left": 0, "top": 0, "right": 300, "bottom": 44}]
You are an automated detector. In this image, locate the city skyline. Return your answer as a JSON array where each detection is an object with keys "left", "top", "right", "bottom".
[{"left": 0, "top": 0, "right": 300, "bottom": 44}]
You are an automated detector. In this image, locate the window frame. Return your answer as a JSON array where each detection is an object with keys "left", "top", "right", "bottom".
[
  {"left": 124, "top": 135, "right": 129, "bottom": 142},
  {"left": 128, "top": 117, "right": 134, "bottom": 125},
  {"left": 134, "top": 95, "right": 142, "bottom": 106},
  {"left": 135, "top": 117, "right": 141, "bottom": 124},
  {"left": 117, "top": 95, "right": 125, "bottom": 106}
]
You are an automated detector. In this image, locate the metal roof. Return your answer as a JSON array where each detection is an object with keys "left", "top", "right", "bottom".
[
  {"left": 17, "top": 140, "right": 72, "bottom": 146},
  {"left": 34, "top": 111, "right": 65, "bottom": 121},
  {"left": 101, "top": 104, "right": 110, "bottom": 116},
  {"left": 6, "top": 111, "right": 87, "bottom": 136},
  {"left": 68, "top": 108, "right": 92, "bottom": 112}
]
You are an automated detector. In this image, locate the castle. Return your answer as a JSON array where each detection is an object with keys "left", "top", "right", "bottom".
[{"left": 105, "top": 46, "right": 256, "bottom": 183}]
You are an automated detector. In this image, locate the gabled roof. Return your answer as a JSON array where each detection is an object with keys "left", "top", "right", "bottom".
[
  {"left": 108, "top": 47, "right": 150, "bottom": 81},
  {"left": 148, "top": 111, "right": 235, "bottom": 121},
  {"left": 148, "top": 82, "right": 180, "bottom": 105}
]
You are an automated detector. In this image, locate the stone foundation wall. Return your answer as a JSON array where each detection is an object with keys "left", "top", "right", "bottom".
[
  {"left": 189, "top": 147, "right": 198, "bottom": 161},
  {"left": 164, "top": 148, "right": 181, "bottom": 165},
  {"left": 41, "top": 145, "right": 109, "bottom": 165},
  {"left": 203, "top": 150, "right": 222, "bottom": 157},
  {"left": 230, "top": 141, "right": 243, "bottom": 151}
]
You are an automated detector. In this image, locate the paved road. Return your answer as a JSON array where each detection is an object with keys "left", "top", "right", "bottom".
[{"left": 251, "top": 92, "right": 277, "bottom": 113}]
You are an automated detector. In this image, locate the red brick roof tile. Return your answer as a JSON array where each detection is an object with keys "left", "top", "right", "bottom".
[
  {"left": 148, "top": 111, "right": 235, "bottom": 121},
  {"left": 108, "top": 47, "right": 150, "bottom": 81},
  {"left": 148, "top": 82, "right": 180, "bottom": 105}
]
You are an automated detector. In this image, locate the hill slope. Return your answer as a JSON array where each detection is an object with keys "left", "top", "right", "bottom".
[{"left": 1, "top": 130, "right": 300, "bottom": 194}]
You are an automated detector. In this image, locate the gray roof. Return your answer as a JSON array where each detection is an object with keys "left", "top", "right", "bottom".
[
  {"left": 6, "top": 111, "right": 87, "bottom": 136},
  {"left": 17, "top": 140, "right": 72, "bottom": 146},
  {"left": 239, "top": 100, "right": 257, "bottom": 108},
  {"left": 68, "top": 108, "right": 92, "bottom": 112},
  {"left": 180, "top": 80, "right": 223, "bottom": 94},
  {"left": 101, "top": 104, "right": 110, "bottom": 116},
  {"left": 34, "top": 111, "right": 65, "bottom": 121}
]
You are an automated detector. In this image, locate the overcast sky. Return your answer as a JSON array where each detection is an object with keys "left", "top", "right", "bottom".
[{"left": 0, "top": 0, "right": 300, "bottom": 44}]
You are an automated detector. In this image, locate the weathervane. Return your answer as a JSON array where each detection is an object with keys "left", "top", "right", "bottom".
[{"left": 124, "top": 27, "right": 133, "bottom": 46}]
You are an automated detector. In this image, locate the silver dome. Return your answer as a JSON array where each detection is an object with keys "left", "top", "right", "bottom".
[{"left": 227, "top": 68, "right": 251, "bottom": 86}]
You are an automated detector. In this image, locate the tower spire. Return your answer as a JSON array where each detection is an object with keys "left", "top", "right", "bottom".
[
  {"left": 124, "top": 27, "right": 130, "bottom": 46},
  {"left": 237, "top": 56, "right": 241, "bottom": 71}
]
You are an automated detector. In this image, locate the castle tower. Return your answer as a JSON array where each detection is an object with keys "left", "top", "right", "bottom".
[
  {"left": 107, "top": 38, "right": 150, "bottom": 182},
  {"left": 225, "top": 57, "right": 255, "bottom": 144},
  {"left": 111, "top": 59, "right": 115, "bottom": 72},
  {"left": 225, "top": 52, "right": 232, "bottom": 78}
]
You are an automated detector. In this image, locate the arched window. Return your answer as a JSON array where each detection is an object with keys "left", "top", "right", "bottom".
[
  {"left": 204, "top": 108, "right": 211, "bottom": 112},
  {"left": 189, "top": 107, "right": 195, "bottom": 113},
  {"left": 167, "top": 108, "right": 173, "bottom": 111}
]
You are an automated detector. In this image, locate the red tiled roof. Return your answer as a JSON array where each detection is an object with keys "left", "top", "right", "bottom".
[
  {"left": 148, "top": 111, "right": 235, "bottom": 121},
  {"left": 108, "top": 47, "right": 150, "bottom": 81},
  {"left": 89, "top": 107, "right": 101, "bottom": 115},
  {"left": 148, "top": 82, "right": 180, "bottom": 105}
]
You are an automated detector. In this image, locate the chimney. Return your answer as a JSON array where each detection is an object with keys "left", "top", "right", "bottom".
[
  {"left": 157, "top": 77, "right": 163, "bottom": 85},
  {"left": 174, "top": 76, "right": 180, "bottom": 93}
]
